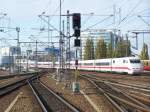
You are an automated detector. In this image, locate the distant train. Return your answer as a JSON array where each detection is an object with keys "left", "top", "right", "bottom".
[
  {"left": 21, "top": 57, "right": 143, "bottom": 75},
  {"left": 141, "top": 60, "right": 150, "bottom": 71}
]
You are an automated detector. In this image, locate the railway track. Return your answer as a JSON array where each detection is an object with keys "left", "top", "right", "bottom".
[
  {"left": 0, "top": 76, "right": 30, "bottom": 88},
  {"left": 0, "top": 72, "right": 42, "bottom": 96},
  {"left": 28, "top": 79, "right": 80, "bottom": 112},
  {"left": 0, "top": 75, "right": 18, "bottom": 80},
  {"left": 0, "top": 71, "right": 40, "bottom": 80},
  {"left": 81, "top": 75, "right": 150, "bottom": 112},
  {"left": 81, "top": 74, "right": 150, "bottom": 93}
]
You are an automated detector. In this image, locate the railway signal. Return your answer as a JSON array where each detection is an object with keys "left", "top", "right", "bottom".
[
  {"left": 72, "top": 13, "right": 81, "bottom": 93},
  {"left": 72, "top": 13, "right": 81, "bottom": 29},
  {"left": 72, "top": 13, "right": 81, "bottom": 37}
]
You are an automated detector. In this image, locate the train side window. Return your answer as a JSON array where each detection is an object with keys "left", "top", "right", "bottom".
[
  {"left": 120, "top": 60, "right": 128, "bottom": 63},
  {"left": 130, "top": 59, "right": 141, "bottom": 63},
  {"left": 96, "top": 62, "right": 109, "bottom": 66},
  {"left": 123, "top": 60, "right": 125, "bottom": 63},
  {"left": 84, "top": 63, "right": 93, "bottom": 66},
  {"left": 113, "top": 60, "right": 115, "bottom": 63}
]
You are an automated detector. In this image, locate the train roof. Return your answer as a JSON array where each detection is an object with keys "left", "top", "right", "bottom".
[{"left": 79, "top": 56, "right": 140, "bottom": 62}]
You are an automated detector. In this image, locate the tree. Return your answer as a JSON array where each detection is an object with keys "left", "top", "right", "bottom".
[
  {"left": 125, "top": 40, "right": 131, "bottom": 56},
  {"left": 140, "top": 43, "right": 149, "bottom": 60},
  {"left": 113, "top": 39, "right": 131, "bottom": 57},
  {"left": 107, "top": 42, "right": 113, "bottom": 58},
  {"left": 83, "top": 38, "right": 94, "bottom": 60},
  {"left": 95, "top": 39, "right": 107, "bottom": 59},
  {"left": 125, "top": 35, "right": 131, "bottom": 57}
]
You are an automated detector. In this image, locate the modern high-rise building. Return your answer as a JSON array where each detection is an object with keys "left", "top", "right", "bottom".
[{"left": 80, "top": 29, "right": 119, "bottom": 60}]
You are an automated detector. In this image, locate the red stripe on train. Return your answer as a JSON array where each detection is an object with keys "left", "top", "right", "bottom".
[{"left": 78, "top": 66, "right": 131, "bottom": 70}]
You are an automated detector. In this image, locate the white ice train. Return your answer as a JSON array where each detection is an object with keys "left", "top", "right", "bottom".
[
  {"left": 22, "top": 57, "right": 143, "bottom": 74},
  {"left": 74, "top": 57, "right": 143, "bottom": 74}
]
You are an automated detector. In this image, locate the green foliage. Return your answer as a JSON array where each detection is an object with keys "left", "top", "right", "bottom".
[
  {"left": 83, "top": 36, "right": 132, "bottom": 59},
  {"left": 95, "top": 39, "right": 107, "bottom": 59},
  {"left": 107, "top": 42, "right": 113, "bottom": 58},
  {"left": 140, "top": 43, "right": 149, "bottom": 60},
  {"left": 112, "top": 41, "right": 120, "bottom": 58},
  {"left": 126, "top": 40, "right": 131, "bottom": 56},
  {"left": 113, "top": 39, "right": 131, "bottom": 57},
  {"left": 83, "top": 38, "right": 94, "bottom": 60}
]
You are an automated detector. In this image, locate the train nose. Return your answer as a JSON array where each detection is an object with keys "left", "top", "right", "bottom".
[{"left": 132, "top": 67, "right": 143, "bottom": 72}]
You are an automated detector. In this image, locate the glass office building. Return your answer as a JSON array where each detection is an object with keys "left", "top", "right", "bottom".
[{"left": 80, "top": 29, "right": 118, "bottom": 59}]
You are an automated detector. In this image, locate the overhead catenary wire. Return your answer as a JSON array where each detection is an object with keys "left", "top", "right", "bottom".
[
  {"left": 114, "top": 10, "right": 150, "bottom": 30},
  {"left": 82, "top": 15, "right": 113, "bottom": 32},
  {"left": 28, "top": 35, "right": 59, "bottom": 47},
  {"left": 34, "top": 0, "right": 65, "bottom": 42},
  {"left": 118, "top": 0, "right": 143, "bottom": 26},
  {"left": 81, "top": 13, "right": 94, "bottom": 27},
  {"left": 137, "top": 15, "right": 150, "bottom": 26},
  {"left": 123, "top": 8, "right": 150, "bottom": 22},
  {"left": 81, "top": 13, "right": 113, "bottom": 28},
  {"left": 115, "top": 7, "right": 150, "bottom": 28},
  {"left": 48, "top": 0, "right": 65, "bottom": 22},
  {"left": 38, "top": 15, "right": 60, "bottom": 34},
  {"left": 81, "top": 1, "right": 131, "bottom": 30},
  {"left": 38, "top": 0, "right": 52, "bottom": 31}
]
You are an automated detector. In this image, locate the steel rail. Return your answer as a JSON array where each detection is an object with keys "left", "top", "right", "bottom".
[
  {"left": 0, "top": 76, "right": 31, "bottom": 89},
  {"left": 28, "top": 80, "right": 48, "bottom": 112},
  {"left": 107, "top": 93, "right": 150, "bottom": 112},
  {"left": 29, "top": 79, "right": 80, "bottom": 112},
  {"left": 80, "top": 75, "right": 126, "bottom": 112},
  {"left": 0, "top": 73, "right": 41, "bottom": 96},
  {"left": 104, "top": 82, "right": 150, "bottom": 111},
  {"left": 40, "top": 81, "right": 80, "bottom": 112},
  {"left": 0, "top": 75, "right": 17, "bottom": 80},
  {"left": 81, "top": 75, "right": 150, "bottom": 112},
  {"left": 81, "top": 74, "right": 150, "bottom": 92},
  {"left": 0, "top": 81, "right": 25, "bottom": 96},
  {"left": 0, "top": 71, "right": 40, "bottom": 80},
  {"left": 105, "top": 82, "right": 149, "bottom": 108},
  {"left": 0, "top": 75, "right": 32, "bottom": 89},
  {"left": 105, "top": 81, "right": 150, "bottom": 92}
]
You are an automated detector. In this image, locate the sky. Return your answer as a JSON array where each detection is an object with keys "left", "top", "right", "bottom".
[{"left": 0, "top": 0, "right": 150, "bottom": 55}]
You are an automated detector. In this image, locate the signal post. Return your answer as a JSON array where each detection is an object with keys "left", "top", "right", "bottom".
[{"left": 72, "top": 13, "right": 81, "bottom": 93}]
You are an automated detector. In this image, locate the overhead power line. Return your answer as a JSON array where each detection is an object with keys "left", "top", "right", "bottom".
[
  {"left": 118, "top": 8, "right": 150, "bottom": 25},
  {"left": 81, "top": 13, "right": 113, "bottom": 27},
  {"left": 38, "top": 15, "right": 60, "bottom": 34},
  {"left": 118, "top": 0, "right": 143, "bottom": 25},
  {"left": 48, "top": 0, "right": 65, "bottom": 22},
  {"left": 137, "top": 15, "right": 150, "bottom": 26},
  {"left": 82, "top": 15, "right": 113, "bottom": 32}
]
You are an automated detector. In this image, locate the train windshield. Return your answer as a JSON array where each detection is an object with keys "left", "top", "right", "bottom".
[{"left": 130, "top": 59, "right": 141, "bottom": 63}]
